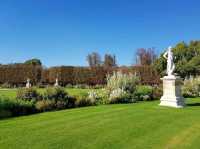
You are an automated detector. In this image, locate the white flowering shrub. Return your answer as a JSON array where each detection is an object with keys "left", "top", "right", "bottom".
[
  {"left": 88, "top": 90, "right": 99, "bottom": 104},
  {"left": 109, "top": 88, "right": 125, "bottom": 99},
  {"left": 109, "top": 88, "right": 136, "bottom": 103},
  {"left": 182, "top": 76, "right": 200, "bottom": 97},
  {"left": 87, "top": 90, "right": 107, "bottom": 105},
  {"left": 106, "top": 71, "right": 139, "bottom": 103},
  {"left": 106, "top": 71, "right": 139, "bottom": 93}
]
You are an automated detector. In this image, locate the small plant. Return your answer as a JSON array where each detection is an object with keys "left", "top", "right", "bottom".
[
  {"left": 75, "top": 93, "right": 95, "bottom": 107},
  {"left": 87, "top": 90, "right": 105, "bottom": 105},
  {"left": 109, "top": 88, "right": 136, "bottom": 104},
  {"left": 35, "top": 100, "right": 55, "bottom": 112},
  {"left": 88, "top": 91, "right": 98, "bottom": 103},
  {"left": 152, "top": 86, "right": 162, "bottom": 100},
  {"left": 135, "top": 85, "right": 153, "bottom": 101}
]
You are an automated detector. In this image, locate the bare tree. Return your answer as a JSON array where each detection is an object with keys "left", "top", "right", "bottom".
[
  {"left": 87, "top": 52, "right": 102, "bottom": 67},
  {"left": 103, "top": 54, "right": 117, "bottom": 68},
  {"left": 135, "top": 48, "right": 157, "bottom": 65}
]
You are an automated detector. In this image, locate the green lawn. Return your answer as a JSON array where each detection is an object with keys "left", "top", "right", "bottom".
[
  {"left": 0, "top": 89, "right": 17, "bottom": 99},
  {"left": 0, "top": 98, "right": 200, "bottom": 149},
  {"left": 0, "top": 88, "right": 94, "bottom": 99}
]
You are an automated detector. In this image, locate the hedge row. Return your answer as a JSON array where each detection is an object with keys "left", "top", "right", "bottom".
[
  {"left": 0, "top": 64, "right": 160, "bottom": 86},
  {"left": 0, "top": 64, "right": 42, "bottom": 85}
]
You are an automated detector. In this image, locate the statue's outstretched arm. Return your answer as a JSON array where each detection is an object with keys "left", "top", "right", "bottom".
[{"left": 163, "top": 51, "right": 168, "bottom": 59}]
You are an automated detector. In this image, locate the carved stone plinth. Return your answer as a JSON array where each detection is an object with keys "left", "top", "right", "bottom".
[{"left": 160, "top": 76, "right": 185, "bottom": 108}]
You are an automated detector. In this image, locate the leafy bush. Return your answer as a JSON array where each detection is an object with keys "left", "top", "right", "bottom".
[
  {"left": 152, "top": 86, "right": 162, "bottom": 100},
  {"left": 135, "top": 85, "right": 153, "bottom": 101},
  {"left": 182, "top": 77, "right": 200, "bottom": 97},
  {"left": 43, "top": 87, "right": 77, "bottom": 110},
  {"left": 56, "top": 95, "right": 77, "bottom": 109},
  {"left": 0, "top": 109, "right": 12, "bottom": 118},
  {"left": 0, "top": 97, "right": 36, "bottom": 118},
  {"left": 35, "top": 100, "right": 55, "bottom": 112},
  {"left": 108, "top": 88, "right": 136, "bottom": 104},
  {"left": 95, "top": 89, "right": 109, "bottom": 104},
  {"left": 75, "top": 93, "right": 95, "bottom": 107},
  {"left": 44, "top": 87, "right": 68, "bottom": 101},
  {"left": 16, "top": 87, "right": 41, "bottom": 102},
  {"left": 87, "top": 90, "right": 105, "bottom": 105},
  {"left": 65, "top": 84, "right": 73, "bottom": 88}
]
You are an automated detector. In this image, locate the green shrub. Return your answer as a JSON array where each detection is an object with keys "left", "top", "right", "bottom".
[
  {"left": 97, "top": 89, "right": 110, "bottom": 104},
  {"left": 0, "top": 97, "right": 36, "bottom": 118},
  {"left": 56, "top": 95, "right": 77, "bottom": 109},
  {"left": 182, "top": 77, "right": 200, "bottom": 97},
  {"left": 109, "top": 88, "right": 136, "bottom": 104},
  {"left": 16, "top": 87, "right": 41, "bottom": 102},
  {"left": 135, "top": 85, "right": 153, "bottom": 101},
  {"left": 75, "top": 93, "right": 95, "bottom": 107},
  {"left": 88, "top": 90, "right": 106, "bottom": 105},
  {"left": 152, "top": 86, "right": 162, "bottom": 100},
  {"left": 0, "top": 110, "right": 12, "bottom": 118},
  {"left": 43, "top": 87, "right": 77, "bottom": 109},
  {"left": 35, "top": 100, "right": 55, "bottom": 112},
  {"left": 65, "top": 84, "right": 73, "bottom": 88},
  {"left": 44, "top": 87, "right": 67, "bottom": 101}
]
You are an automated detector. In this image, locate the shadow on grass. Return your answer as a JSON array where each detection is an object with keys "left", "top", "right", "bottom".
[{"left": 187, "top": 103, "right": 200, "bottom": 107}]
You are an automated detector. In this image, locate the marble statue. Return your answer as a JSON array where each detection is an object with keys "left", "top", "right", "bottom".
[
  {"left": 26, "top": 78, "right": 31, "bottom": 88},
  {"left": 54, "top": 78, "right": 59, "bottom": 87},
  {"left": 163, "top": 46, "right": 175, "bottom": 77},
  {"left": 160, "top": 46, "right": 185, "bottom": 108}
]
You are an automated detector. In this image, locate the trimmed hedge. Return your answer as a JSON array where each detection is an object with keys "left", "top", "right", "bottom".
[{"left": 0, "top": 65, "right": 160, "bottom": 87}]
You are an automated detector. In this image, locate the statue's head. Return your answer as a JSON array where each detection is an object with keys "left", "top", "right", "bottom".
[{"left": 168, "top": 46, "right": 172, "bottom": 52}]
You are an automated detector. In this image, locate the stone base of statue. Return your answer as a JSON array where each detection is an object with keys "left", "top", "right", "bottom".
[{"left": 160, "top": 75, "right": 185, "bottom": 108}]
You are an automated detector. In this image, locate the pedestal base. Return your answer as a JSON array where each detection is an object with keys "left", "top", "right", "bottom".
[
  {"left": 160, "top": 97, "right": 185, "bottom": 108},
  {"left": 160, "top": 76, "right": 185, "bottom": 108}
]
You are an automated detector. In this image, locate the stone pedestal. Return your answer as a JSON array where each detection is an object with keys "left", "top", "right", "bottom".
[{"left": 160, "top": 76, "right": 185, "bottom": 108}]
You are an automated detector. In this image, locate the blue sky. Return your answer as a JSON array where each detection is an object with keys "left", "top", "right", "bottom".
[{"left": 0, "top": 0, "right": 200, "bottom": 67}]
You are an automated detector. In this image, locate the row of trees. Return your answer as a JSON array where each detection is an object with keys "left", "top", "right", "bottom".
[{"left": 86, "top": 48, "right": 157, "bottom": 67}]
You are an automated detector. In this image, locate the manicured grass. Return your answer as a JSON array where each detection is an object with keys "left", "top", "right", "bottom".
[
  {"left": 0, "top": 98, "right": 200, "bottom": 149},
  {"left": 0, "top": 89, "right": 17, "bottom": 99},
  {"left": 0, "top": 88, "right": 94, "bottom": 99}
]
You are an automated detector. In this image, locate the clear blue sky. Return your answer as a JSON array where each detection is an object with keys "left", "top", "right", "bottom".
[{"left": 0, "top": 0, "right": 200, "bottom": 67}]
